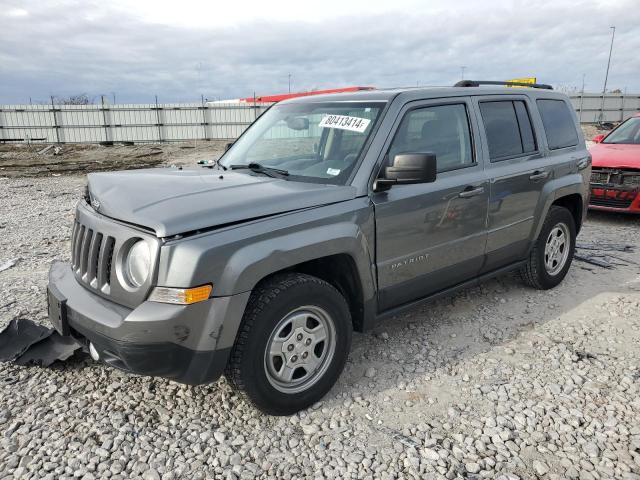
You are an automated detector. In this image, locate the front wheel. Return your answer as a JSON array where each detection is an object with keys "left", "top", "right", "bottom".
[
  {"left": 225, "top": 273, "right": 352, "bottom": 415},
  {"left": 520, "top": 205, "right": 576, "bottom": 289}
]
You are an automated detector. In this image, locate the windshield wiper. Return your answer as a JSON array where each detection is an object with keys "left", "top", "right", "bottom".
[{"left": 230, "top": 162, "right": 289, "bottom": 178}]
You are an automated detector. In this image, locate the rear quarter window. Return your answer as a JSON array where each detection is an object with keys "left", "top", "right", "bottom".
[{"left": 536, "top": 99, "right": 579, "bottom": 150}]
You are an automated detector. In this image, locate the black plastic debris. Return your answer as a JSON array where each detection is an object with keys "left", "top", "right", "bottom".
[
  {"left": 14, "top": 334, "right": 81, "bottom": 367},
  {"left": 576, "top": 242, "right": 635, "bottom": 253},
  {"left": 0, "top": 318, "right": 52, "bottom": 362},
  {"left": 574, "top": 254, "right": 614, "bottom": 269},
  {"left": 0, "top": 318, "right": 83, "bottom": 366},
  {"left": 574, "top": 242, "right": 636, "bottom": 270}
]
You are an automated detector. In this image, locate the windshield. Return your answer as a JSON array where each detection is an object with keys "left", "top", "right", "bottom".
[
  {"left": 220, "top": 102, "right": 384, "bottom": 184},
  {"left": 603, "top": 117, "right": 640, "bottom": 145}
]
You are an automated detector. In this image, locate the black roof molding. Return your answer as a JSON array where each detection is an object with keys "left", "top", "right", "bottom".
[{"left": 455, "top": 80, "right": 553, "bottom": 90}]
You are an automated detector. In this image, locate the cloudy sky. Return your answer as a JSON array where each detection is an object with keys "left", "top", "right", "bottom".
[{"left": 1, "top": 0, "right": 639, "bottom": 104}]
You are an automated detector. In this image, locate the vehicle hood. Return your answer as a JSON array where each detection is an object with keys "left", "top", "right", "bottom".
[
  {"left": 589, "top": 143, "right": 640, "bottom": 169},
  {"left": 87, "top": 168, "right": 357, "bottom": 237}
]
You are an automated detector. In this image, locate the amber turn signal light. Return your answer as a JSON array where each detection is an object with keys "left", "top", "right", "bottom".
[{"left": 148, "top": 284, "right": 213, "bottom": 305}]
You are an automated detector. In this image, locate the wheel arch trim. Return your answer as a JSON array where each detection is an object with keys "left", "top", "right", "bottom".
[{"left": 531, "top": 175, "right": 586, "bottom": 243}]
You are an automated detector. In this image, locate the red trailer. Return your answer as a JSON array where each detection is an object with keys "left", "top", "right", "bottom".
[{"left": 239, "top": 86, "right": 375, "bottom": 103}]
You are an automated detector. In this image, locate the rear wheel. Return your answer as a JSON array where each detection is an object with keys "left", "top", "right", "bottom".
[
  {"left": 225, "top": 273, "right": 352, "bottom": 415},
  {"left": 520, "top": 206, "right": 576, "bottom": 289}
]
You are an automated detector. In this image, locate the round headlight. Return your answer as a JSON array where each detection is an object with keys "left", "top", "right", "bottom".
[{"left": 125, "top": 241, "right": 150, "bottom": 287}]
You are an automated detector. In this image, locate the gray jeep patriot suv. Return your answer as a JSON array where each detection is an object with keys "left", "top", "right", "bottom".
[{"left": 47, "top": 81, "right": 590, "bottom": 415}]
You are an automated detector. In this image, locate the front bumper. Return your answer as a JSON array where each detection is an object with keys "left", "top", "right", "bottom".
[
  {"left": 47, "top": 261, "right": 250, "bottom": 385},
  {"left": 589, "top": 186, "right": 640, "bottom": 213}
]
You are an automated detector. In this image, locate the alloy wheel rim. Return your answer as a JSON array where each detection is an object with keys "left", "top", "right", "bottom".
[
  {"left": 264, "top": 305, "right": 336, "bottom": 394},
  {"left": 544, "top": 222, "right": 570, "bottom": 276}
]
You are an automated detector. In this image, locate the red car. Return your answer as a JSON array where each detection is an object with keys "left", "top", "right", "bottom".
[{"left": 589, "top": 113, "right": 640, "bottom": 213}]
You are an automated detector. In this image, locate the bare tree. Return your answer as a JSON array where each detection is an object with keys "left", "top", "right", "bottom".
[{"left": 53, "top": 94, "right": 92, "bottom": 105}]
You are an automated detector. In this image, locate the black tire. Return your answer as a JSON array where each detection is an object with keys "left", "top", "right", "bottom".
[
  {"left": 225, "top": 273, "right": 352, "bottom": 415},
  {"left": 520, "top": 206, "right": 576, "bottom": 290}
]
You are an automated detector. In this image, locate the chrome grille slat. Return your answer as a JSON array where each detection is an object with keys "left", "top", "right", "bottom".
[
  {"left": 79, "top": 228, "right": 93, "bottom": 277},
  {"left": 105, "top": 238, "right": 115, "bottom": 286},
  {"left": 87, "top": 232, "right": 102, "bottom": 286},
  {"left": 97, "top": 236, "right": 115, "bottom": 292},
  {"left": 70, "top": 222, "right": 79, "bottom": 268},
  {"left": 71, "top": 222, "right": 80, "bottom": 268},
  {"left": 73, "top": 225, "right": 85, "bottom": 271}
]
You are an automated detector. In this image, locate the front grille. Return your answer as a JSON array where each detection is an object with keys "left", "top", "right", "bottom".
[
  {"left": 590, "top": 171, "right": 610, "bottom": 184},
  {"left": 70, "top": 220, "right": 115, "bottom": 293},
  {"left": 70, "top": 201, "right": 159, "bottom": 308},
  {"left": 623, "top": 174, "right": 640, "bottom": 186},
  {"left": 590, "top": 196, "right": 633, "bottom": 209},
  {"left": 591, "top": 168, "right": 640, "bottom": 186}
]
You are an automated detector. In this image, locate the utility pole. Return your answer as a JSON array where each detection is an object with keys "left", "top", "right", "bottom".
[
  {"left": 288, "top": 74, "right": 292, "bottom": 93},
  {"left": 599, "top": 26, "right": 615, "bottom": 124},
  {"left": 460, "top": 66, "right": 466, "bottom": 80},
  {"left": 101, "top": 95, "right": 109, "bottom": 143}
]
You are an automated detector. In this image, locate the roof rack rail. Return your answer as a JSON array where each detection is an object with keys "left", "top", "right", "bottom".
[{"left": 454, "top": 80, "right": 553, "bottom": 90}]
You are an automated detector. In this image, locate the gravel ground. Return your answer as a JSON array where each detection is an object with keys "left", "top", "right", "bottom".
[
  {"left": 1, "top": 171, "right": 640, "bottom": 480},
  {"left": 0, "top": 123, "right": 610, "bottom": 178}
]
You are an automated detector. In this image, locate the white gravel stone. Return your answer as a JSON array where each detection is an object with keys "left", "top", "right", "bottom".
[
  {"left": 422, "top": 448, "right": 440, "bottom": 461},
  {"left": 533, "top": 460, "right": 549, "bottom": 476},
  {"left": 301, "top": 424, "right": 319, "bottom": 435},
  {"left": 0, "top": 171, "right": 639, "bottom": 480},
  {"left": 364, "top": 367, "right": 376, "bottom": 378},
  {"left": 142, "top": 469, "right": 161, "bottom": 480},
  {"left": 582, "top": 442, "right": 600, "bottom": 458},
  {"left": 466, "top": 462, "right": 481, "bottom": 473}
]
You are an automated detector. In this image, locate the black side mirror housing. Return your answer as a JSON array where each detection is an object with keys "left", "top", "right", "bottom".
[{"left": 374, "top": 153, "right": 437, "bottom": 191}]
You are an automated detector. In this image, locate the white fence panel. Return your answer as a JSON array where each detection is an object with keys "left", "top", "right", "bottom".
[
  {"left": 0, "top": 102, "right": 271, "bottom": 144},
  {"left": 4, "top": 94, "right": 637, "bottom": 144},
  {"left": 569, "top": 94, "right": 640, "bottom": 123}
]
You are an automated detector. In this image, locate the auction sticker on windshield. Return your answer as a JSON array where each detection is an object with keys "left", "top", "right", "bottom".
[{"left": 319, "top": 115, "right": 371, "bottom": 133}]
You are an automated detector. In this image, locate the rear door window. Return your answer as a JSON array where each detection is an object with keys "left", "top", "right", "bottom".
[
  {"left": 479, "top": 100, "right": 537, "bottom": 161},
  {"left": 536, "top": 99, "right": 579, "bottom": 150}
]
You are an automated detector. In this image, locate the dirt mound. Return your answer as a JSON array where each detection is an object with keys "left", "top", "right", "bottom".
[{"left": 0, "top": 140, "right": 227, "bottom": 177}]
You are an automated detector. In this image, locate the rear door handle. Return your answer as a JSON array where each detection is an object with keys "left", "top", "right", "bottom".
[
  {"left": 529, "top": 170, "right": 550, "bottom": 181},
  {"left": 458, "top": 186, "right": 485, "bottom": 198}
]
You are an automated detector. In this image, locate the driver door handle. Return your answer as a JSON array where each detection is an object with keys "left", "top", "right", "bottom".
[
  {"left": 529, "top": 170, "right": 550, "bottom": 181},
  {"left": 458, "top": 186, "right": 485, "bottom": 198}
]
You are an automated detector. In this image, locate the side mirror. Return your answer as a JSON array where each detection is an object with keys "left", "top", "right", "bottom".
[
  {"left": 592, "top": 134, "right": 605, "bottom": 143},
  {"left": 374, "top": 153, "right": 437, "bottom": 191},
  {"left": 286, "top": 117, "right": 309, "bottom": 131},
  {"left": 225, "top": 141, "right": 234, "bottom": 152}
]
